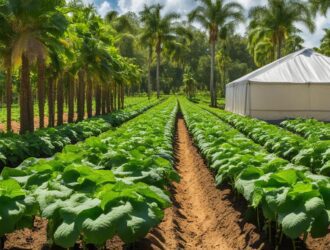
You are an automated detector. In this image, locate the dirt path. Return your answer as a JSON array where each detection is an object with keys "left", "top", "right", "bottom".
[{"left": 155, "top": 118, "right": 266, "bottom": 250}]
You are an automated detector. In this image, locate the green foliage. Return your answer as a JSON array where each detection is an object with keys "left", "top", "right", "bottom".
[
  {"left": 183, "top": 67, "right": 197, "bottom": 99},
  {"left": 202, "top": 105, "right": 330, "bottom": 175},
  {"left": 248, "top": 0, "right": 315, "bottom": 65},
  {"left": 0, "top": 98, "right": 178, "bottom": 247},
  {"left": 0, "top": 98, "right": 161, "bottom": 168},
  {"left": 180, "top": 97, "right": 330, "bottom": 241},
  {"left": 281, "top": 118, "right": 330, "bottom": 141}
]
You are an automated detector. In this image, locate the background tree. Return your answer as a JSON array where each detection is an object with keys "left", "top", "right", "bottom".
[
  {"left": 189, "top": 0, "right": 244, "bottom": 107},
  {"left": 183, "top": 67, "right": 197, "bottom": 99},
  {"left": 248, "top": 0, "right": 315, "bottom": 66},
  {"left": 310, "top": 0, "right": 330, "bottom": 16},
  {"left": 140, "top": 4, "right": 180, "bottom": 98},
  {"left": 318, "top": 29, "right": 330, "bottom": 56}
]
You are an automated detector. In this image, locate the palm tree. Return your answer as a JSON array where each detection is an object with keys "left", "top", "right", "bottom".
[
  {"left": 319, "top": 29, "right": 330, "bottom": 56},
  {"left": 183, "top": 67, "right": 197, "bottom": 99},
  {"left": 248, "top": 0, "right": 315, "bottom": 62},
  {"left": 3, "top": 0, "right": 68, "bottom": 133},
  {"left": 0, "top": 9, "right": 14, "bottom": 131},
  {"left": 140, "top": 5, "right": 155, "bottom": 99},
  {"left": 139, "top": 4, "right": 180, "bottom": 99},
  {"left": 310, "top": 0, "right": 330, "bottom": 16},
  {"left": 189, "top": 0, "right": 244, "bottom": 107}
]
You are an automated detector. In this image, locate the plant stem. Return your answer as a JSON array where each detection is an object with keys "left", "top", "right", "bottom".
[
  {"left": 256, "top": 207, "right": 260, "bottom": 229},
  {"left": 303, "top": 231, "right": 308, "bottom": 243},
  {"left": 0, "top": 236, "right": 5, "bottom": 250},
  {"left": 279, "top": 230, "right": 283, "bottom": 245},
  {"left": 268, "top": 220, "right": 272, "bottom": 244},
  {"left": 292, "top": 239, "right": 296, "bottom": 250}
]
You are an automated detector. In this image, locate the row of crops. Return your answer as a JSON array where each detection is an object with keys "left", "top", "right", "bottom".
[
  {"left": 281, "top": 118, "right": 330, "bottom": 141},
  {"left": 0, "top": 98, "right": 162, "bottom": 169},
  {"left": 201, "top": 105, "right": 330, "bottom": 176},
  {"left": 180, "top": 98, "right": 330, "bottom": 248},
  {"left": 2, "top": 96, "right": 330, "bottom": 249},
  {"left": 0, "top": 97, "right": 178, "bottom": 248}
]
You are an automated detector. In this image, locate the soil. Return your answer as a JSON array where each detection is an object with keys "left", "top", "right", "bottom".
[
  {"left": 155, "top": 118, "right": 266, "bottom": 250},
  {"left": 4, "top": 217, "right": 48, "bottom": 250},
  {"left": 0, "top": 113, "right": 86, "bottom": 133},
  {"left": 3, "top": 117, "right": 330, "bottom": 250}
]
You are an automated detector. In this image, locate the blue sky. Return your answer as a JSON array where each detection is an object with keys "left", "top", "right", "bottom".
[{"left": 87, "top": 0, "right": 330, "bottom": 48}]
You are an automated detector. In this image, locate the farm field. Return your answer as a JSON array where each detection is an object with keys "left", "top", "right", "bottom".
[
  {"left": 0, "top": 96, "right": 154, "bottom": 132},
  {"left": 1, "top": 97, "right": 330, "bottom": 250},
  {"left": 1, "top": 0, "right": 330, "bottom": 249}
]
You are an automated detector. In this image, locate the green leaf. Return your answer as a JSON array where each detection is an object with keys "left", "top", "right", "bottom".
[
  {"left": 0, "top": 179, "right": 25, "bottom": 198},
  {"left": 82, "top": 202, "right": 133, "bottom": 245},
  {"left": 304, "top": 197, "right": 325, "bottom": 217},
  {"left": 281, "top": 211, "right": 311, "bottom": 239},
  {"left": 268, "top": 169, "right": 297, "bottom": 187},
  {"left": 310, "top": 210, "right": 330, "bottom": 238}
]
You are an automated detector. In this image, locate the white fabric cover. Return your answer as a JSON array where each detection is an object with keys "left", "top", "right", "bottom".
[{"left": 225, "top": 48, "right": 330, "bottom": 121}]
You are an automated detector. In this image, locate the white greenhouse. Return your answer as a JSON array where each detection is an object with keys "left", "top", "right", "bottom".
[{"left": 225, "top": 48, "right": 330, "bottom": 121}]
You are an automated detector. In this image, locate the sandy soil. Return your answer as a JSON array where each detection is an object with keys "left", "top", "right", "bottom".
[
  {"left": 156, "top": 118, "right": 266, "bottom": 250},
  {"left": 0, "top": 113, "right": 86, "bottom": 133},
  {"left": 4, "top": 217, "right": 48, "bottom": 250}
]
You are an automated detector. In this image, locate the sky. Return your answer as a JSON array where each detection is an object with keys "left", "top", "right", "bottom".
[{"left": 86, "top": 0, "right": 330, "bottom": 48}]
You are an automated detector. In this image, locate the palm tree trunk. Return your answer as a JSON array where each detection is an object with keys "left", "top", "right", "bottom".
[
  {"left": 5, "top": 65, "right": 12, "bottom": 132},
  {"left": 27, "top": 62, "right": 34, "bottom": 132},
  {"left": 48, "top": 77, "right": 55, "bottom": 127},
  {"left": 95, "top": 83, "right": 101, "bottom": 116},
  {"left": 37, "top": 56, "right": 46, "bottom": 128},
  {"left": 101, "top": 85, "right": 106, "bottom": 115},
  {"left": 113, "top": 83, "right": 117, "bottom": 111},
  {"left": 77, "top": 70, "right": 85, "bottom": 121},
  {"left": 121, "top": 85, "right": 125, "bottom": 109},
  {"left": 156, "top": 50, "right": 161, "bottom": 99},
  {"left": 277, "top": 36, "right": 282, "bottom": 59},
  {"left": 68, "top": 76, "right": 74, "bottom": 123},
  {"left": 20, "top": 53, "right": 31, "bottom": 134},
  {"left": 87, "top": 76, "right": 93, "bottom": 118},
  {"left": 57, "top": 77, "right": 64, "bottom": 126},
  {"left": 210, "top": 40, "right": 216, "bottom": 107},
  {"left": 106, "top": 85, "right": 111, "bottom": 113},
  {"left": 110, "top": 82, "right": 114, "bottom": 112},
  {"left": 117, "top": 85, "right": 121, "bottom": 110},
  {"left": 148, "top": 46, "right": 152, "bottom": 99}
]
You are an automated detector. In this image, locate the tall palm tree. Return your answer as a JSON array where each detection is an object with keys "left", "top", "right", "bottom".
[
  {"left": 248, "top": 0, "right": 315, "bottom": 62},
  {"left": 319, "top": 29, "right": 330, "bottom": 56},
  {"left": 310, "top": 0, "right": 330, "bottom": 16},
  {"left": 139, "top": 4, "right": 180, "bottom": 99},
  {"left": 140, "top": 5, "right": 155, "bottom": 99},
  {"left": 189, "top": 0, "right": 244, "bottom": 107},
  {"left": 0, "top": 4, "right": 14, "bottom": 131},
  {"left": 3, "top": 0, "right": 67, "bottom": 133}
]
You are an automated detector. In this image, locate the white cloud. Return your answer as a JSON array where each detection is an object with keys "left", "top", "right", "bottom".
[
  {"left": 117, "top": 0, "right": 197, "bottom": 15},
  {"left": 98, "top": 1, "right": 112, "bottom": 17}
]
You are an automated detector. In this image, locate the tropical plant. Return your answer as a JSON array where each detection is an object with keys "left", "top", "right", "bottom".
[
  {"left": 183, "top": 67, "right": 197, "bottom": 99},
  {"left": 139, "top": 4, "right": 180, "bottom": 99},
  {"left": 180, "top": 98, "right": 330, "bottom": 248},
  {"left": 201, "top": 104, "right": 330, "bottom": 176},
  {"left": 318, "top": 29, "right": 330, "bottom": 56},
  {"left": 189, "top": 0, "right": 244, "bottom": 107},
  {"left": 310, "top": 0, "right": 330, "bottom": 16},
  {"left": 0, "top": 98, "right": 161, "bottom": 169},
  {"left": 0, "top": 98, "right": 177, "bottom": 248},
  {"left": 281, "top": 118, "right": 330, "bottom": 141},
  {"left": 6, "top": 0, "right": 68, "bottom": 133},
  {"left": 248, "top": 0, "right": 315, "bottom": 64}
]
